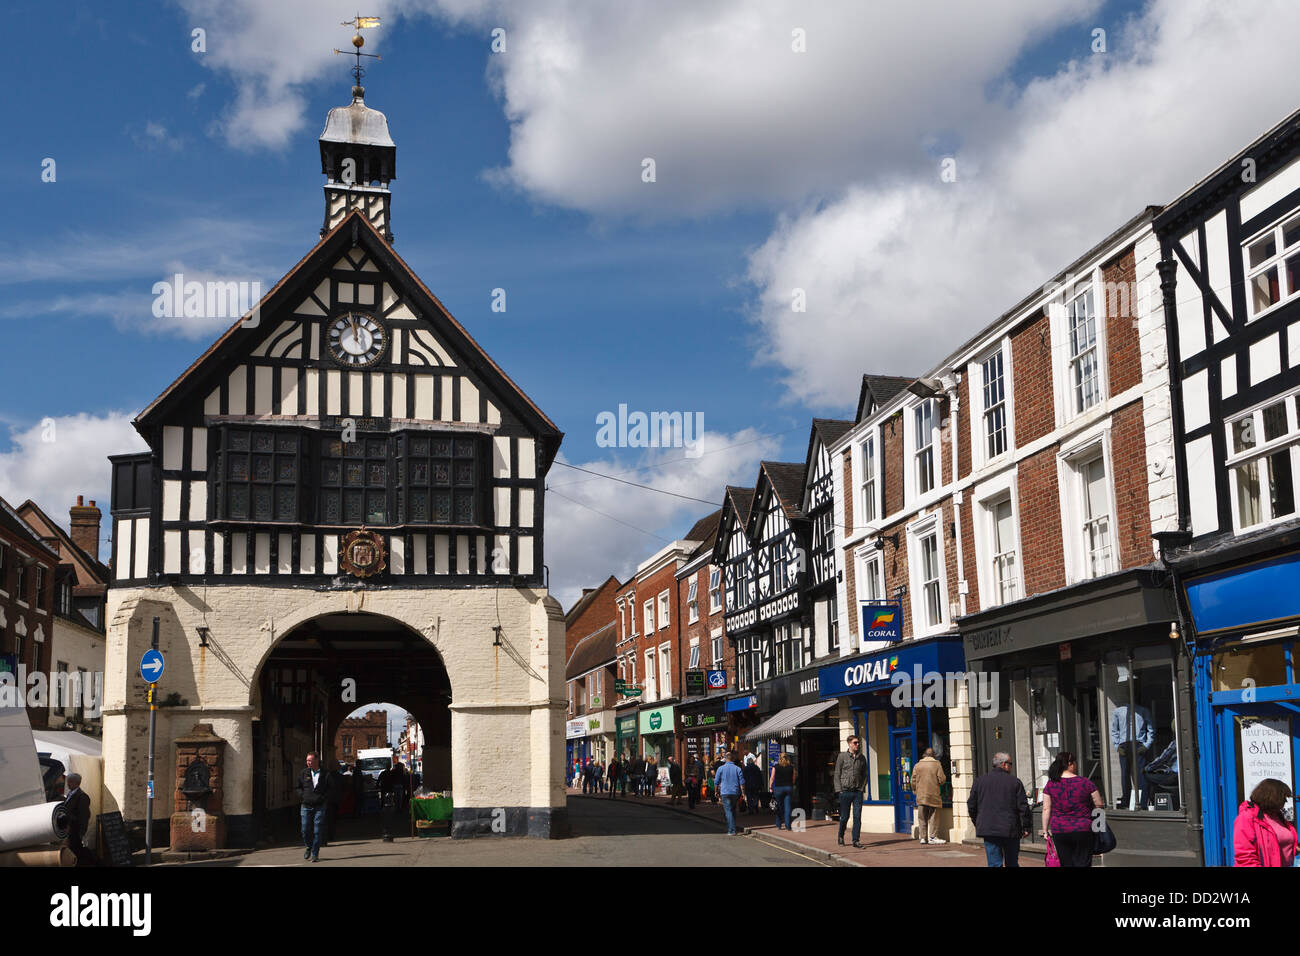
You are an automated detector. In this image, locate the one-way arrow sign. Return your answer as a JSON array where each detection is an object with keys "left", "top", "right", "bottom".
[{"left": 139, "top": 649, "right": 165, "bottom": 684}]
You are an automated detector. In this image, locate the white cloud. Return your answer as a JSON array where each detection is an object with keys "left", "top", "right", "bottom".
[
  {"left": 546, "top": 426, "right": 781, "bottom": 609},
  {"left": 745, "top": 0, "right": 1300, "bottom": 405},
  {"left": 0, "top": 413, "right": 148, "bottom": 562}
]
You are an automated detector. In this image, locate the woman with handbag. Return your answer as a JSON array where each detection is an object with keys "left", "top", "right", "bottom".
[
  {"left": 1233, "top": 778, "right": 1298, "bottom": 867},
  {"left": 1042, "top": 751, "right": 1103, "bottom": 868},
  {"left": 769, "top": 753, "right": 797, "bottom": 830}
]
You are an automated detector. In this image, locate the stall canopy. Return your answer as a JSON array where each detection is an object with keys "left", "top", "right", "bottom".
[{"left": 743, "top": 700, "right": 837, "bottom": 740}]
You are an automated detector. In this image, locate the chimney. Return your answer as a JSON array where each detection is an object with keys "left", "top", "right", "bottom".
[{"left": 70, "top": 496, "right": 102, "bottom": 558}]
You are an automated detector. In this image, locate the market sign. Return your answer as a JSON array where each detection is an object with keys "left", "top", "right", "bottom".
[
  {"left": 685, "top": 670, "right": 706, "bottom": 696},
  {"left": 860, "top": 601, "right": 903, "bottom": 643}
]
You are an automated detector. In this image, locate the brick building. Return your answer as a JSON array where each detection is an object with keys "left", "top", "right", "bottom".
[
  {"left": 0, "top": 495, "right": 58, "bottom": 730},
  {"left": 673, "top": 510, "right": 732, "bottom": 770},
  {"left": 17, "top": 497, "right": 110, "bottom": 736},
  {"left": 824, "top": 206, "right": 1193, "bottom": 863},
  {"left": 334, "top": 708, "right": 389, "bottom": 765}
]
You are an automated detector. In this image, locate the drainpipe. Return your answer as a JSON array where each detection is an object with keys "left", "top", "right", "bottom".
[{"left": 946, "top": 375, "right": 967, "bottom": 617}]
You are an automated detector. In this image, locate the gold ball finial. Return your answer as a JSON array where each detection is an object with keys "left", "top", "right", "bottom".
[{"left": 353, "top": 33, "right": 365, "bottom": 48}]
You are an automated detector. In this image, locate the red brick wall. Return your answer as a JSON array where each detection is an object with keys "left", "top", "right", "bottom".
[
  {"left": 1011, "top": 310, "right": 1055, "bottom": 448},
  {"left": 334, "top": 709, "right": 388, "bottom": 763},
  {"left": 1111, "top": 399, "right": 1153, "bottom": 569},
  {"left": 882, "top": 412, "right": 905, "bottom": 517},
  {"left": 960, "top": 495, "right": 980, "bottom": 616},
  {"left": 676, "top": 561, "right": 728, "bottom": 689},
  {"left": 957, "top": 375, "right": 973, "bottom": 481},
  {"left": 1103, "top": 248, "right": 1142, "bottom": 396},
  {"left": 842, "top": 448, "right": 854, "bottom": 538},
  {"left": 635, "top": 562, "right": 683, "bottom": 699},
  {"left": 0, "top": 524, "right": 56, "bottom": 730},
  {"left": 566, "top": 577, "right": 619, "bottom": 660},
  {"left": 1017, "top": 447, "right": 1066, "bottom": 596}
]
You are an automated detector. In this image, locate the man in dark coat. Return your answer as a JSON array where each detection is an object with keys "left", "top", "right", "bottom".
[
  {"left": 607, "top": 756, "right": 622, "bottom": 798},
  {"left": 687, "top": 754, "right": 705, "bottom": 810},
  {"left": 296, "top": 752, "right": 331, "bottom": 862},
  {"left": 380, "top": 756, "right": 409, "bottom": 841},
  {"left": 967, "top": 752, "right": 1032, "bottom": 867},
  {"left": 667, "top": 756, "right": 684, "bottom": 805},
  {"left": 833, "top": 736, "right": 869, "bottom": 847},
  {"left": 742, "top": 756, "right": 765, "bottom": 815},
  {"left": 63, "top": 772, "right": 97, "bottom": 866}
]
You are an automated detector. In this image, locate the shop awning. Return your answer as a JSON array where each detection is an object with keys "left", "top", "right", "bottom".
[{"left": 743, "top": 700, "right": 837, "bottom": 741}]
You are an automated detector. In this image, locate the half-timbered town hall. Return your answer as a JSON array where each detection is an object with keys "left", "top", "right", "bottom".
[{"left": 101, "top": 79, "right": 566, "bottom": 844}]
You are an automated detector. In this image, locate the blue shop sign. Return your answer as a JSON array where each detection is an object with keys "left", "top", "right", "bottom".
[
  {"left": 818, "top": 638, "right": 967, "bottom": 698},
  {"left": 726, "top": 694, "right": 757, "bottom": 713},
  {"left": 1184, "top": 551, "right": 1300, "bottom": 637},
  {"left": 859, "top": 601, "right": 903, "bottom": 643}
]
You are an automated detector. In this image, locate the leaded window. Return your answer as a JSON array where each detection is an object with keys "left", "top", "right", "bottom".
[
  {"left": 400, "top": 434, "right": 479, "bottom": 525},
  {"left": 216, "top": 428, "right": 302, "bottom": 522},
  {"left": 320, "top": 435, "right": 389, "bottom": 525}
]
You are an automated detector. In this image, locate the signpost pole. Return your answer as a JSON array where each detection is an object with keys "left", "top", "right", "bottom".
[{"left": 146, "top": 617, "right": 159, "bottom": 866}]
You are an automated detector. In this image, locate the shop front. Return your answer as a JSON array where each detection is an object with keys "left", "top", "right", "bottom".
[
  {"left": 680, "top": 698, "right": 729, "bottom": 769},
  {"left": 1181, "top": 547, "right": 1300, "bottom": 867},
  {"left": 725, "top": 692, "right": 759, "bottom": 754},
  {"left": 745, "top": 666, "right": 840, "bottom": 819},
  {"left": 565, "top": 718, "right": 589, "bottom": 783},
  {"left": 585, "top": 710, "right": 615, "bottom": 764},
  {"left": 818, "top": 637, "right": 967, "bottom": 837},
  {"left": 639, "top": 704, "right": 676, "bottom": 789},
  {"left": 960, "top": 568, "right": 1199, "bottom": 865},
  {"left": 615, "top": 711, "right": 638, "bottom": 763}
]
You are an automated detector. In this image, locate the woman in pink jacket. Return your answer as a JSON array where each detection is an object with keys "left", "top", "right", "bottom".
[{"left": 1233, "top": 778, "right": 1297, "bottom": 867}]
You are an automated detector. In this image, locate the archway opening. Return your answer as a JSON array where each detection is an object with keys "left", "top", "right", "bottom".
[{"left": 250, "top": 612, "right": 450, "bottom": 842}]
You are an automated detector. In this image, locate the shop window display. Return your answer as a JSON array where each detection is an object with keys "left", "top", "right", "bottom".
[{"left": 1101, "top": 646, "right": 1182, "bottom": 812}]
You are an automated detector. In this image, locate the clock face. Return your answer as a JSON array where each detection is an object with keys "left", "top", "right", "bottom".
[{"left": 327, "top": 313, "right": 387, "bottom": 367}]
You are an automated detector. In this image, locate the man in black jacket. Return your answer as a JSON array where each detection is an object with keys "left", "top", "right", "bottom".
[
  {"left": 967, "top": 752, "right": 1031, "bottom": 867},
  {"left": 63, "top": 773, "right": 97, "bottom": 866},
  {"left": 297, "top": 752, "right": 331, "bottom": 862}
]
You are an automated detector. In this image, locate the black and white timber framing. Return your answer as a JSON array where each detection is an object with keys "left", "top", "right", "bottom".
[
  {"left": 1155, "top": 107, "right": 1300, "bottom": 547},
  {"left": 110, "top": 211, "right": 562, "bottom": 589}
]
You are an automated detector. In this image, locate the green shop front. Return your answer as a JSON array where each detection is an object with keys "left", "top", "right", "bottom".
[
  {"left": 615, "top": 712, "right": 638, "bottom": 762},
  {"left": 639, "top": 704, "right": 676, "bottom": 785}
]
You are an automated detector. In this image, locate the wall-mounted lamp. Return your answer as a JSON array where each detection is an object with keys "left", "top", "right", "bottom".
[
  {"left": 874, "top": 533, "right": 899, "bottom": 552},
  {"left": 195, "top": 626, "right": 211, "bottom": 648}
]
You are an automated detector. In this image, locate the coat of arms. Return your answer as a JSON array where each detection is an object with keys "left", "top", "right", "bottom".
[{"left": 340, "top": 529, "right": 387, "bottom": 578}]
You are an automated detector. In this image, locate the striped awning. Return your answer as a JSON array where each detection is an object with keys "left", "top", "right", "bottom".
[{"left": 742, "top": 699, "right": 837, "bottom": 740}]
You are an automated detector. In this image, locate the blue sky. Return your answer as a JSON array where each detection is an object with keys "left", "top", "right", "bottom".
[{"left": 5, "top": 0, "right": 1295, "bottom": 606}]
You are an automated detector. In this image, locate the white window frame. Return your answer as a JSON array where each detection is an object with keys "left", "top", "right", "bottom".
[
  {"left": 968, "top": 337, "right": 1015, "bottom": 470},
  {"left": 617, "top": 600, "right": 626, "bottom": 640},
  {"left": 906, "top": 513, "right": 949, "bottom": 637},
  {"left": 971, "top": 469, "right": 1024, "bottom": 610},
  {"left": 629, "top": 593, "right": 638, "bottom": 635},
  {"left": 853, "top": 543, "right": 886, "bottom": 652},
  {"left": 644, "top": 649, "right": 657, "bottom": 702},
  {"left": 1057, "top": 424, "right": 1119, "bottom": 585},
  {"left": 658, "top": 641, "right": 672, "bottom": 697},
  {"left": 708, "top": 567, "right": 721, "bottom": 614},
  {"left": 687, "top": 578, "right": 699, "bottom": 623},
  {"left": 710, "top": 627, "right": 723, "bottom": 666},
  {"left": 904, "top": 400, "right": 942, "bottom": 505},
  {"left": 1225, "top": 389, "right": 1300, "bottom": 533},
  {"left": 1243, "top": 208, "right": 1300, "bottom": 322},
  {"left": 1049, "top": 272, "right": 1109, "bottom": 426},
  {"left": 567, "top": 681, "right": 574, "bottom": 715},
  {"left": 858, "top": 431, "right": 878, "bottom": 524},
  {"left": 688, "top": 638, "right": 700, "bottom": 670},
  {"left": 643, "top": 598, "right": 654, "bottom": 636},
  {"left": 657, "top": 590, "right": 670, "bottom": 630}
]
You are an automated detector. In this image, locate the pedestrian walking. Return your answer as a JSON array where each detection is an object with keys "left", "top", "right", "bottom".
[
  {"left": 967, "top": 752, "right": 1031, "bottom": 867},
  {"left": 769, "top": 754, "right": 796, "bottom": 830},
  {"left": 62, "top": 773, "right": 97, "bottom": 866},
  {"left": 1041, "top": 751, "right": 1104, "bottom": 867},
  {"left": 833, "top": 735, "right": 868, "bottom": 848},
  {"left": 668, "top": 756, "right": 684, "bottom": 805},
  {"left": 687, "top": 754, "right": 705, "bottom": 810},
  {"left": 912, "top": 748, "right": 947, "bottom": 845},
  {"left": 1233, "top": 777, "right": 1298, "bottom": 867},
  {"left": 629, "top": 755, "right": 643, "bottom": 797},
  {"left": 581, "top": 757, "right": 592, "bottom": 795},
  {"left": 714, "top": 751, "right": 746, "bottom": 835},
  {"left": 742, "top": 755, "right": 765, "bottom": 815},
  {"left": 645, "top": 755, "right": 659, "bottom": 796},
  {"left": 379, "top": 755, "right": 408, "bottom": 842},
  {"left": 607, "top": 755, "right": 622, "bottom": 798},
  {"left": 297, "top": 751, "right": 331, "bottom": 862}
]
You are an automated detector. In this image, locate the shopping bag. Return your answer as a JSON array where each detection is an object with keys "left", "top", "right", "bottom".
[{"left": 1044, "top": 834, "right": 1060, "bottom": 868}]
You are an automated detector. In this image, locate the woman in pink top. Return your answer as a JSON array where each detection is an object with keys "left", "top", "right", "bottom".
[{"left": 1233, "top": 778, "right": 1297, "bottom": 867}]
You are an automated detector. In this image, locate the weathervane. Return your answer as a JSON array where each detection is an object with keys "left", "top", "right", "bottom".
[{"left": 334, "top": 14, "right": 382, "bottom": 95}]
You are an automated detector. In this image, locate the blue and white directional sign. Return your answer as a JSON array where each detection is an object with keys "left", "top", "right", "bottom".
[{"left": 139, "top": 649, "right": 165, "bottom": 684}]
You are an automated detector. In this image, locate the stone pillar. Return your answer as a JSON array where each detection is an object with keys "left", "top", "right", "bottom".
[{"left": 169, "top": 723, "right": 228, "bottom": 851}]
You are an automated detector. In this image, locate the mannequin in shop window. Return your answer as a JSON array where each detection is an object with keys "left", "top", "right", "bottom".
[{"left": 1110, "top": 704, "right": 1154, "bottom": 809}]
